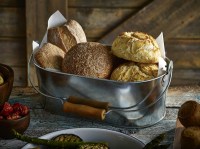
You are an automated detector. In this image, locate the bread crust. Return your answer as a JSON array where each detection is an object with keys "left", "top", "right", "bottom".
[
  {"left": 62, "top": 42, "right": 114, "bottom": 79},
  {"left": 110, "top": 62, "right": 158, "bottom": 82},
  {"left": 47, "top": 19, "right": 87, "bottom": 53},
  {"left": 181, "top": 127, "right": 200, "bottom": 149},
  {"left": 178, "top": 100, "right": 200, "bottom": 127},
  {"left": 111, "top": 32, "right": 161, "bottom": 63},
  {"left": 34, "top": 43, "right": 65, "bottom": 70}
]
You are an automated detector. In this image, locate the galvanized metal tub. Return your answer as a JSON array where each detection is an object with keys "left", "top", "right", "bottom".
[{"left": 29, "top": 52, "right": 173, "bottom": 128}]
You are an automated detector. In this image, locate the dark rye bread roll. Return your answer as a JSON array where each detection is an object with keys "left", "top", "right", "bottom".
[
  {"left": 34, "top": 43, "right": 65, "bottom": 70},
  {"left": 47, "top": 19, "right": 87, "bottom": 53},
  {"left": 62, "top": 42, "right": 114, "bottom": 79}
]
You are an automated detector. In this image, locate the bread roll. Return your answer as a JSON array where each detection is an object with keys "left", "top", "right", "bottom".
[
  {"left": 178, "top": 100, "right": 200, "bottom": 127},
  {"left": 110, "top": 62, "right": 158, "bottom": 82},
  {"left": 62, "top": 42, "right": 114, "bottom": 79},
  {"left": 34, "top": 43, "right": 65, "bottom": 70},
  {"left": 181, "top": 127, "right": 200, "bottom": 149},
  {"left": 48, "top": 19, "right": 87, "bottom": 53},
  {"left": 111, "top": 32, "right": 161, "bottom": 63}
]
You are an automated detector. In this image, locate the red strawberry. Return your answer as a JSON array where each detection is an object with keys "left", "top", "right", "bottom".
[
  {"left": 7, "top": 112, "right": 21, "bottom": 120},
  {"left": 0, "top": 102, "right": 13, "bottom": 117},
  {"left": 19, "top": 105, "right": 29, "bottom": 116},
  {"left": 12, "top": 103, "right": 22, "bottom": 112}
]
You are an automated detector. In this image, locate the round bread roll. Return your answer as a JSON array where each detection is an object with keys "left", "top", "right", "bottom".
[
  {"left": 178, "top": 100, "right": 200, "bottom": 127},
  {"left": 111, "top": 32, "right": 161, "bottom": 63},
  {"left": 62, "top": 42, "right": 114, "bottom": 79},
  {"left": 34, "top": 43, "right": 65, "bottom": 70},
  {"left": 48, "top": 19, "right": 87, "bottom": 53},
  {"left": 181, "top": 127, "right": 200, "bottom": 149},
  {"left": 110, "top": 62, "right": 158, "bottom": 82}
]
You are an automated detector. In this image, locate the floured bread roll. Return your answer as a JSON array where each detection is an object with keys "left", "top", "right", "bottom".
[
  {"left": 48, "top": 19, "right": 87, "bottom": 53},
  {"left": 110, "top": 62, "right": 158, "bottom": 82},
  {"left": 62, "top": 42, "right": 114, "bottom": 79},
  {"left": 34, "top": 43, "right": 65, "bottom": 70},
  {"left": 111, "top": 32, "right": 161, "bottom": 63}
]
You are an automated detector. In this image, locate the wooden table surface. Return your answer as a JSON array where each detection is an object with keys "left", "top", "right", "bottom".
[{"left": 0, "top": 85, "right": 200, "bottom": 149}]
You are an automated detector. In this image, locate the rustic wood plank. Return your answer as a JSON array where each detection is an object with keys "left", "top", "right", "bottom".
[
  {"left": 0, "top": 7, "right": 25, "bottom": 37},
  {"left": 171, "top": 69, "right": 200, "bottom": 86},
  {"left": 99, "top": 0, "right": 200, "bottom": 44},
  {"left": 68, "top": 8, "right": 135, "bottom": 38},
  {"left": 26, "top": 0, "right": 68, "bottom": 86},
  {"left": 11, "top": 87, "right": 38, "bottom": 97},
  {"left": 0, "top": 38, "right": 26, "bottom": 66},
  {"left": 0, "top": 0, "right": 24, "bottom": 7},
  {"left": 166, "top": 39, "right": 200, "bottom": 69},
  {"left": 174, "top": 15, "right": 200, "bottom": 38},
  {"left": 12, "top": 67, "right": 27, "bottom": 86},
  {"left": 166, "top": 85, "right": 200, "bottom": 107},
  {"left": 68, "top": 0, "right": 152, "bottom": 8}
]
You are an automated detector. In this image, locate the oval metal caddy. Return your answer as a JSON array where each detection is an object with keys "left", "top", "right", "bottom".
[{"left": 29, "top": 50, "right": 173, "bottom": 128}]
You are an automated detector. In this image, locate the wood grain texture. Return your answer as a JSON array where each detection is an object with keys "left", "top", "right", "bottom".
[
  {"left": 166, "top": 85, "right": 200, "bottom": 107},
  {"left": 99, "top": 0, "right": 200, "bottom": 44},
  {"left": 0, "top": 0, "right": 24, "bottom": 7},
  {"left": 68, "top": 8, "right": 135, "bottom": 38},
  {"left": 0, "top": 38, "right": 26, "bottom": 66},
  {"left": 68, "top": 0, "right": 152, "bottom": 8},
  {"left": 0, "top": 7, "right": 25, "bottom": 37},
  {"left": 26, "top": 0, "right": 68, "bottom": 86},
  {"left": 166, "top": 40, "right": 200, "bottom": 69},
  {"left": 12, "top": 67, "right": 27, "bottom": 86},
  {"left": 0, "top": 0, "right": 26, "bottom": 87},
  {"left": 172, "top": 69, "right": 200, "bottom": 86}
]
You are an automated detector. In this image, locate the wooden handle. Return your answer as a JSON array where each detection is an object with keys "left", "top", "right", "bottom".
[
  {"left": 63, "top": 101, "right": 106, "bottom": 120},
  {"left": 68, "top": 96, "right": 109, "bottom": 111}
]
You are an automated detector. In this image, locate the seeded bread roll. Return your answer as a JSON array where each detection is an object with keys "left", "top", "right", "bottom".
[
  {"left": 62, "top": 42, "right": 114, "bottom": 79},
  {"left": 48, "top": 19, "right": 87, "bottom": 53},
  {"left": 34, "top": 43, "right": 65, "bottom": 70},
  {"left": 111, "top": 32, "right": 161, "bottom": 63},
  {"left": 110, "top": 62, "right": 158, "bottom": 82},
  {"left": 181, "top": 127, "right": 200, "bottom": 149}
]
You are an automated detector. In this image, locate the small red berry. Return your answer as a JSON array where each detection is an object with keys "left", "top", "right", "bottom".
[
  {"left": 0, "top": 115, "right": 3, "bottom": 120},
  {"left": 12, "top": 103, "right": 22, "bottom": 112},
  {"left": 20, "top": 105, "right": 29, "bottom": 116},
  {"left": 0, "top": 102, "right": 13, "bottom": 117},
  {"left": 6, "top": 112, "right": 21, "bottom": 120}
]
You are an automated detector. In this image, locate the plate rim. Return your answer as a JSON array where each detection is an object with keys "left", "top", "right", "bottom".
[{"left": 22, "top": 128, "right": 145, "bottom": 148}]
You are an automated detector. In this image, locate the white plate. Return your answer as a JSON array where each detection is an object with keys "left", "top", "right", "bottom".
[{"left": 22, "top": 128, "right": 145, "bottom": 149}]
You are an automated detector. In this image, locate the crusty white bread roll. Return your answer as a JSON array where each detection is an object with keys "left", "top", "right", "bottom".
[
  {"left": 62, "top": 42, "right": 114, "bottom": 79},
  {"left": 34, "top": 43, "right": 65, "bottom": 70},
  {"left": 111, "top": 32, "right": 161, "bottom": 63},
  {"left": 110, "top": 62, "right": 158, "bottom": 82},
  {"left": 48, "top": 19, "right": 87, "bottom": 53}
]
